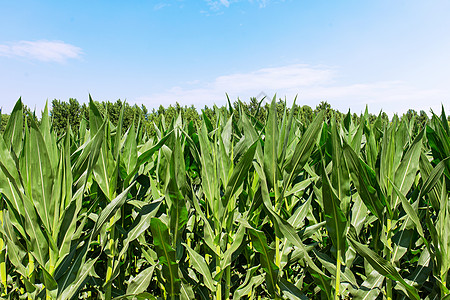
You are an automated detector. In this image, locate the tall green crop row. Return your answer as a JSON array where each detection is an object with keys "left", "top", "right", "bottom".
[{"left": 0, "top": 97, "right": 449, "bottom": 299}]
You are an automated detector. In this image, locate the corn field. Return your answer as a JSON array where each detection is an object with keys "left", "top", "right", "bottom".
[{"left": 0, "top": 97, "right": 449, "bottom": 299}]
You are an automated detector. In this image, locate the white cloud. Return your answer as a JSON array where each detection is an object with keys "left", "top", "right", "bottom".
[
  {"left": 137, "top": 64, "right": 448, "bottom": 115},
  {"left": 204, "top": 0, "right": 225, "bottom": 10},
  {"left": 0, "top": 40, "right": 83, "bottom": 63},
  {"left": 250, "top": 0, "right": 269, "bottom": 8},
  {"left": 220, "top": 0, "right": 230, "bottom": 7},
  {"left": 205, "top": 0, "right": 269, "bottom": 10},
  {"left": 214, "top": 64, "right": 334, "bottom": 92},
  {"left": 295, "top": 81, "right": 446, "bottom": 116},
  {"left": 154, "top": 2, "right": 170, "bottom": 10}
]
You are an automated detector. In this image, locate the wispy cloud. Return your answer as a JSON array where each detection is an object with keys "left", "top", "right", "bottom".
[
  {"left": 137, "top": 64, "right": 447, "bottom": 115},
  {"left": 205, "top": 0, "right": 270, "bottom": 10},
  {"left": 250, "top": 0, "right": 269, "bottom": 8},
  {"left": 205, "top": 0, "right": 229, "bottom": 11},
  {"left": 0, "top": 40, "right": 83, "bottom": 63},
  {"left": 214, "top": 64, "right": 334, "bottom": 91},
  {"left": 154, "top": 2, "right": 171, "bottom": 10}
]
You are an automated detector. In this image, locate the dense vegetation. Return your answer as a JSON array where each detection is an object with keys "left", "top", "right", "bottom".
[
  {"left": 1, "top": 97, "right": 436, "bottom": 137},
  {"left": 0, "top": 97, "right": 449, "bottom": 299}
]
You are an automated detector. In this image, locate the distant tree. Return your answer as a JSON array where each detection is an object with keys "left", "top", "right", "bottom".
[
  {"left": 380, "top": 111, "right": 389, "bottom": 124},
  {"left": 0, "top": 112, "right": 9, "bottom": 134},
  {"left": 298, "top": 105, "right": 314, "bottom": 126},
  {"left": 403, "top": 109, "right": 418, "bottom": 122},
  {"left": 7, "top": 96, "right": 439, "bottom": 141},
  {"left": 314, "top": 101, "right": 343, "bottom": 122},
  {"left": 141, "top": 104, "right": 148, "bottom": 120},
  {"left": 314, "top": 101, "right": 332, "bottom": 121},
  {"left": 276, "top": 100, "right": 287, "bottom": 121},
  {"left": 349, "top": 112, "right": 361, "bottom": 125},
  {"left": 79, "top": 102, "right": 87, "bottom": 120},
  {"left": 51, "top": 98, "right": 82, "bottom": 134},
  {"left": 368, "top": 113, "right": 377, "bottom": 124},
  {"left": 23, "top": 105, "right": 39, "bottom": 128},
  {"left": 247, "top": 97, "right": 267, "bottom": 124},
  {"left": 401, "top": 109, "right": 428, "bottom": 136},
  {"left": 157, "top": 105, "right": 165, "bottom": 116},
  {"left": 104, "top": 100, "right": 123, "bottom": 125},
  {"left": 248, "top": 97, "right": 260, "bottom": 114},
  {"left": 417, "top": 110, "right": 429, "bottom": 131},
  {"left": 104, "top": 100, "right": 143, "bottom": 130},
  {"left": 202, "top": 105, "right": 216, "bottom": 128},
  {"left": 184, "top": 105, "right": 201, "bottom": 129},
  {"left": 164, "top": 105, "right": 178, "bottom": 127}
]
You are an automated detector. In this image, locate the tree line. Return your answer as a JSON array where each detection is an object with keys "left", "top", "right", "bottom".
[{"left": 0, "top": 96, "right": 438, "bottom": 136}]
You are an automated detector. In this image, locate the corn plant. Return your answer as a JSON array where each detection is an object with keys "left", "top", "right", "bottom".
[{"left": 0, "top": 97, "right": 449, "bottom": 299}]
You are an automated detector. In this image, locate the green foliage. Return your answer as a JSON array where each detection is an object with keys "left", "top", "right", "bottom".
[
  {"left": 0, "top": 96, "right": 448, "bottom": 300},
  {"left": 51, "top": 98, "right": 82, "bottom": 135},
  {"left": 0, "top": 113, "right": 9, "bottom": 135}
]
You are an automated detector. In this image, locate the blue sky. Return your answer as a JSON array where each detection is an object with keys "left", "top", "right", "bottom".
[{"left": 1, "top": 0, "right": 449, "bottom": 115}]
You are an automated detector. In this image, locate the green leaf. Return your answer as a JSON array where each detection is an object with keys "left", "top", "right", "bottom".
[
  {"left": 391, "top": 129, "right": 423, "bottom": 210},
  {"left": 435, "top": 177, "right": 450, "bottom": 283},
  {"left": 314, "top": 250, "right": 357, "bottom": 291},
  {"left": 248, "top": 228, "right": 279, "bottom": 297},
  {"left": 150, "top": 218, "right": 180, "bottom": 297},
  {"left": 322, "top": 165, "right": 347, "bottom": 260},
  {"left": 93, "top": 133, "right": 114, "bottom": 199},
  {"left": 278, "top": 96, "right": 296, "bottom": 164},
  {"left": 0, "top": 138, "right": 24, "bottom": 218},
  {"left": 180, "top": 281, "right": 196, "bottom": 300},
  {"left": 353, "top": 270, "right": 384, "bottom": 300},
  {"left": 263, "top": 97, "right": 279, "bottom": 192},
  {"left": 125, "top": 265, "right": 155, "bottom": 295},
  {"left": 91, "top": 184, "right": 134, "bottom": 238},
  {"left": 183, "top": 243, "right": 216, "bottom": 292},
  {"left": 379, "top": 124, "right": 396, "bottom": 194},
  {"left": 278, "top": 277, "right": 308, "bottom": 300},
  {"left": 350, "top": 194, "right": 368, "bottom": 235},
  {"left": 29, "top": 120, "right": 54, "bottom": 233},
  {"left": 167, "top": 177, "right": 188, "bottom": 260},
  {"left": 220, "top": 224, "right": 245, "bottom": 270},
  {"left": 223, "top": 140, "right": 257, "bottom": 206},
  {"left": 287, "top": 194, "right": 312, "bottom": 229},
  {"left": 330, "top": 116, "right": 350, "bottom": 214},
  {"left": 198, "top": 120, "right": 218, "bottom": 212},
  {"left": 41, "top": 266, "right": 58, "bottom": 299},
  {"left": 55, "top": 241, "right": 89, "bottom": 294},
  {"left": 191, "top": 190, "right": 217, "bottom": 255},
  {"left": 3, "top": 98, "right": 23, "bottom": 156},
  {"left": 221, "top": 112, "right": 233, "bottom": 156},
  {"left": 418, "top": 156, "right": 448, "bottom": 209},
  {"left": 122, "top": 124, "right": 137, "bottom": 176},
  {"left": 22, "top": 192, "right": 50, "bottom": 267},
  {"left": 389, "top": 178, "right": 425, "bottom": 239},
  {"left": 39, "top": 101, "right": 58, "bottom": 173},
  {"left": 285, "top": 110, "right": 324, "bottom": 189},
  {"left": 309, "top": 267, "right": 333, "bottom": 299},
  {"left": 347, "top": 228, "right": 420, "bottom": 300},
  {"left": 0, "top": 211, "right": 28, "bottom": 277},
  {"left": 343, "top": 144, "right": 386, "bottom": 220},
  {"left": 71, "top": 120, "right": 105, "bottom": 185},
  {"left": 253, "top": 160, "right": 326, "bottom": 277},
  {"left": 88, "top": 96, "right": 103, "bottom": 136},
  {"left": 58, "top": 257, "right": 98, "bottom": 300},
  {"left": 407, "top": 247, "right": 432, "bottom": 287},
  {"left": 232, "top": 267, "right": 264, "bottom": 300},
  {"left": 118, "top": 201, "right": 162, "bottom": 260},
  {"left": 113, "top": 102, "right": 125, "bottom": 160}
]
